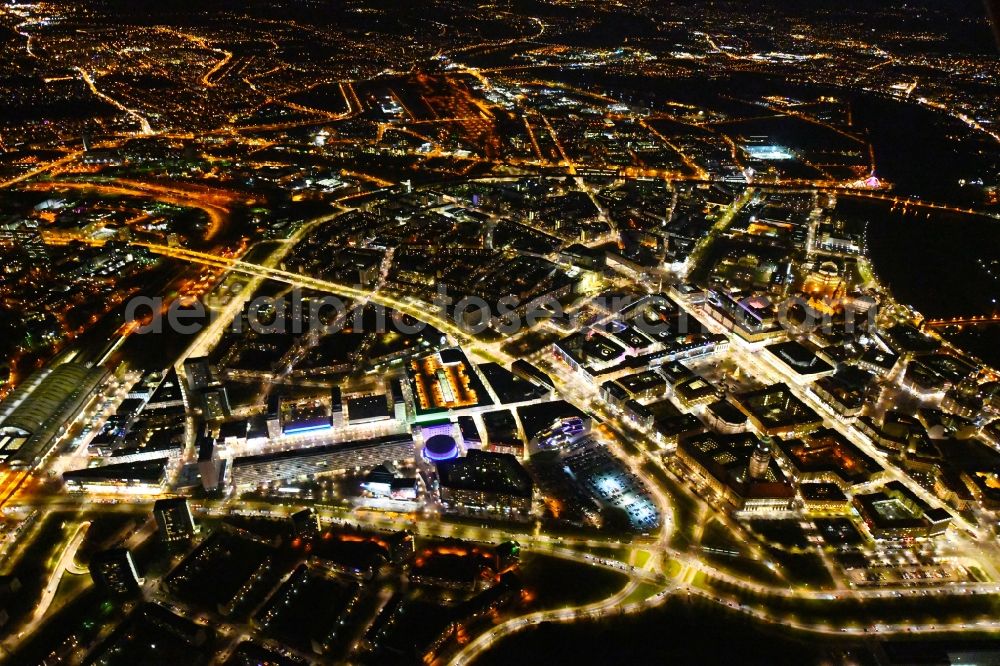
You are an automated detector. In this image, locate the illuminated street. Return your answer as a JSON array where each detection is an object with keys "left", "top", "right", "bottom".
[{"left": 0, "top": 1, "right": 999, "bottom": 665}]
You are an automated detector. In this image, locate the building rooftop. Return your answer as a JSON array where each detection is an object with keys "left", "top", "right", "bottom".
[
  {"left": 706, "top": 399, "right": 748, "bottom": 426},
  {"left": 233, "top": 434, "right": 412, "bottom": 469},
  {"left": 482, "top": 409, "right": 520, "bottom": 445},
  {"left": 679, "top": 432, "right": 794, "bottom": 502},
  {"left": 859, "top": 348, "right": 899, "bottom": 373},
  {"left": 478, "top": 362, "right": 548, "bottom": 404},
  {"left": 815, "top": 367, "right": 874, "bottom": 411},
  {"left": 517, "top": 400, "right": 587, "bottom": 443},
  {"left": 854, "top": 481, "right": 951, "bottom": 535},
  {"left": 776, "top": 428, "right": 883, "bottom": 486},
  {"left": 408, "top": 349, "right": 492, "bottom": 414},
  {"left": 654, "top": 412, "right": 704, "bottom": 440},
  {"left": 674, "top": 375, "right": 721, "bottom": 404},
  {"left": 347, "top": 394, "right": 391, "bottom": 423},
  {"left": 64, "top": 458, "right": 168, "bottom": 485},
  {"left": 733, "top": 383, "right": 823, "bottom": 434},
  {"left": 884, "top": 324, "right": 941, "bottom": 355},
  {"left": 766, "top": 341, "right": 834, "bottom": 376},
  {"left": 617, "top": 370, "right": 667, "bottom": 396},
  {"left": 436, "top": 449, "right": 533, "bottom": 498},
  {"left": 556, "top": 331, "right": 626, "bottom": 370},
  {"left": 800, "top": 482, "right": 848, "bottom": 503},
  {"left": 0, "top": 362, "right": 109, "bottom": 467}
]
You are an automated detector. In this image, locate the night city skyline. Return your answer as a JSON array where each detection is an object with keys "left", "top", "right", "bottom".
[{"left": 0, "top": 1, "right": 998, "bottom": 665}]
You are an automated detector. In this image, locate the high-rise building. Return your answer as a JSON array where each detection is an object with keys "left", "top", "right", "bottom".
[
  {"left": 330, "top": 386, "right": 343, "bottom": 429},
  {"left": 197, "top": 435, "right": 221, "bottom": 492},
  {"left": 90, "top": 548, "right": 143, "bottom": 595},
  {"left": 390, "top": 379, "right": 406, "bottom": 421},
  {"left": 266, "top": 392, "right": 282, "bottom": 439},
  {"left": 200, "top": 386, "right": 231, "bottom": 421},
  {"left": 153, "top": 497, "right": 197, "bottom": 542},
  {"left": 748, "top": 440, "right": 771, "bottom": 481},
  {"left": 182, "top": 357, "right": 213, "bottom": 394}
]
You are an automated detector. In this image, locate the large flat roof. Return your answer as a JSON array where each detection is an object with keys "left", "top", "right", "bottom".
[
  {"left": 776, "top": 428, "right": 882, "bottom": 485},
  {"left": 0, "top": 363, "right": 109, "bottom": 467},
  {"left": 436, "top": 449, "right": 532, "bottom": 497},
  {"left": 734, "top": 383, "right": 823, "bottom": 432},
  {"left": 63, "top": 458, "right": 168, "bottom": 484}
]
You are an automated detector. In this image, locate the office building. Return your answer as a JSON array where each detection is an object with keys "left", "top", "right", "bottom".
[
  {"left": 90, "top": 548, "right": 144, "bottom": 595},
  {"left": 436, "top": 450, "right": 534, "bottom": 518},
  {"left": 153, "top": 497, "right": 197, "bottom": 542},
  {"left": 182, "top": 357, "right": 214, "bottom": 393}
]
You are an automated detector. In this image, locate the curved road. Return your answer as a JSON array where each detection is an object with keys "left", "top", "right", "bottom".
[{"left": 26, "top": 521, "right": 91, "bottom": 629}]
